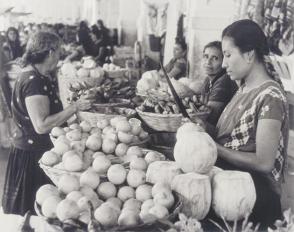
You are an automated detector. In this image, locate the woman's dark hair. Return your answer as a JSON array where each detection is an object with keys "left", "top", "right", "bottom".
[
  {"left": 21, "top": 31, "right": 61, "bottom": 66},
  {"left": 97, "top": 19, "right": 105, "bottom": 28},
  {"left": 175, "top": 38, "right": 187, "bottom": 51},
  {"left": 79, "top": 21, "right": 88, "bottom": 30},
  {"left": 6, "top": 27, "right": 20, "bottom": 42},
  {"left": 203, "top": 41, "right": 222, "bottom": 55},
  {"left": 222, "top": 19, "right": 269, "bottom": 62},
  {"left": 222, "top": 19, "right": 285, "bottom": 89}
]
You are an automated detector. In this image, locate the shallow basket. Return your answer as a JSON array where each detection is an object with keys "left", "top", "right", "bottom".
[
  {"left": 77, "top": 106, "right": 136, "bottom": 127},
  {"left": 34, "top": 188, "right": 181, "bottom": 232},
  {"left": 40, "top": 148, "right": 158, "bottom": 186},
  {"left": 136, "top": 108, "right": 210, "bottom": 132},
  {"left": 39, "top": 163, "right": 82, "bottom": 186}
]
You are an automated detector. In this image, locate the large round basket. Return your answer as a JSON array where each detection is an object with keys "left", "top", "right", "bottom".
[
  {"left": 136, "top": 108, "right": 211, "bottom": 132},
  {"left": 34, "top": 190, "right": 181, "bottom": 232},
  {"left": 77, "top": 106, "right": 136, "bottom": 127},
  {"left": 39, "top": 163, "right": 82, "bottom": 186}
]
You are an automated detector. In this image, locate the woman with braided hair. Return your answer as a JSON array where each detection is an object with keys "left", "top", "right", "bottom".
[
  {"left": 192, "top": 19, "right": 289, "bottom": 229},
  {"left": 2, "top": 31, "right": 93, "bottom": 215}
]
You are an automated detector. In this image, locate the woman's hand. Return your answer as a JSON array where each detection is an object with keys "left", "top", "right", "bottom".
[{"left": 74, "top": 97, "right": 94, "bottom": 112}]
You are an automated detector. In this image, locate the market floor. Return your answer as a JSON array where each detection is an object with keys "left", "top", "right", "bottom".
[{"left": 0, "top": 132, "right": 293, "bottom": 210}]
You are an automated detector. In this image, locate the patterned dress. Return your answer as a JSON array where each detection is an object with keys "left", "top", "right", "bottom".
[
  {"left": 215, "top": 80, "right": 289, "bottom": 228},
  {"left": 2, "top": 68, "right": 63, "bottom": 215}
]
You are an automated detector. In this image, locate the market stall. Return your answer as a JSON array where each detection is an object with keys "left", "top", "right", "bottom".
[{"left": 1, "top": 0, "right": 294, "bottom": 231}]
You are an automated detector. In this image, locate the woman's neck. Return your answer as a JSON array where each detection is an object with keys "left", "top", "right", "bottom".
[
  {"left": 243, "top": 62, "right": 270, "bottom": 91},
  {"left": 33, "top": 63, "right": 50, "bottom": 76}
]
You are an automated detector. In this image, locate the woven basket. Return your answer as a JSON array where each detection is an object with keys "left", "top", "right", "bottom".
[
  {"left": 34, "top": 191, "right": 181, "bottom": 232},
  {"left": 77, "top": 107, "right": 136, "bottom": 127},
  {"left": 39, "top": 163, "right": 82, "bottom": 186},
  {"left": 40, "top": 148, "right": 160, "bottom": 186},
  {"left": 136, "top": 108, "right": 210, "bottom": 132},
  {"left": 57, "top": 72, "right": 103, "bottom": 107}
]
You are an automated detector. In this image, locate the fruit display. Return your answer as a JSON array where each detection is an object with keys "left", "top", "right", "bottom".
[
  {"left": 137, "top": 94, "right": 210, "bottom": 115},
  {"left": 67, "top": 77, "right": 136, "bottom": 104},
  {"left": 42, "top": 117, "right": 150, "bottom": 174},
  {"left": 37, "top": 121, "right": 184, "bottom": 230}
]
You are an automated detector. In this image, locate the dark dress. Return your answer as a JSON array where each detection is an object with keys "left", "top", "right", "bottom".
[
  {"left": 2, "top": 68, "right": 63, "bottom": 215},
  {"left": 201, "top": 70, "right": 238, "bottom": 125},
  {"left": 215, "top": 80, "right": 289, "bottom": 230}
]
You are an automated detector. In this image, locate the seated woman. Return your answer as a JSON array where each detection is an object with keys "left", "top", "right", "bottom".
[
  {"left": 200, "top": 41, "right": 237, "bottom": 125},
  {"left": 137, "top": 38, "right": 187, "bottom": 95},
  {"left": 193, "top": 20, "right": 289, "bottom": 230},
  {"left": 3, "top": 27, "right": 23, "bottom": 61},
  {"left": 158, "top": 38, "right": 187, "bottom": 80}
]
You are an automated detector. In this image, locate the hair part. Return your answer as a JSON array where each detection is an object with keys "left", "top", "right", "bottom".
[{"left": 203, "top": 41, "right": 222, "bottom": 56}]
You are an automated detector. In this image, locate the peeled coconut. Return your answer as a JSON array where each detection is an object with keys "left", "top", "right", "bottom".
[
  {"left": 51, "top": 127, "right": 65, "bottom": 137},
  {"left": 36, "top": 184, "right": 59, "bottom": 205},
  {"left": 135, "top": 184, "right": 152, "bottom": 202},
  {"left": 107, "top": 164, "right": 127, "bottom": 185},
  {"left": 97, "top": 182, "right": 117, "bottom": 200},
  {"left": 86, "top": 135, "right": 102, "bottom": 151},
  {"left": 115, "top": 143, "right": 129, "bottom": 156},
  {"left": 127, "top": 169, "right": 146, "bottom": 188},
  {"left": 94, "top": 204, "right": 119, "bottom": 227},
  {"left": 56, "top": 199, "right": 80, "bottom": 221},
  {"left": 58, "top": 174, "right": 80, "bottom": 194},
  {"left": 42, "top": 195, "right": 62, "bottom": 218},
  {"left": 117, "top": 186, "right": 135, "bottom": 202},
  {"left": 64, "top": 154, "right": 83, "bottom": 172},
  {"left": 41, "top": 151, "right": 60, "bottom": 166},
  {"left": 92, "top": 156, "right": 111, "bottom": 174},
  {"left": 80, "top": 169, "right": 100, "bottom": 189}
]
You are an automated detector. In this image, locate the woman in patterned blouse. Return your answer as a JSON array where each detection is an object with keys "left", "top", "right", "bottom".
[
  {"left": 2, "top": 31, "right": 93, "bottom": 215},
  {"left": 195, "top": 20, "right": 289, "bottom": 229}
]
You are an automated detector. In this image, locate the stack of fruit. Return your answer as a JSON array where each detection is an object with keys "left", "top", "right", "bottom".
[
  {"left": 42, "top": 117, "right": 150, "bottom": 174},
  {"left": 37, "top": 120, "right": 182, "bottom": 229},
  {"left": 137, "top": 95, "right": 210, "bottom": 115}
]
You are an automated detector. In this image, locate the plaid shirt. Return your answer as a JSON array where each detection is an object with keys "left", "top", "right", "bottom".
[{"left": 221, "top": 84, "right": 288, "bottom": 181}]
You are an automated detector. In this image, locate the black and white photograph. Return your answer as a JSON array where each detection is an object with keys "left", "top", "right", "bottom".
[{"left": 0, "top": 0, "right": 293, "bottom": 231}]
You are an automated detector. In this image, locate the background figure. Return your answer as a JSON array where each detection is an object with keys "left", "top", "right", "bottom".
[
  {"left": 3, "top": 27, "right": 23, "bottom": 61},
  {"left": 200, "top": 41, "right": 237, "bottom": 125},
  {"left": 77, "top": 21, "right": 92, "bottom": 55},
  {"left": 0, "top": 35, "right": 13, "bottom": 148}
]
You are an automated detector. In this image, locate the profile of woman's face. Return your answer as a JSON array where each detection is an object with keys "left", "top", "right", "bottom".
[
  {"left": 8, "top": 30, "right": 17, "bottom": 42},
  {"left": 221, "top": 37, "right": 249, "bottom": 81},
  {"left": 202, "top": 46, "right": 223, "bottom": 76},
  {"left": 19, "top": 32, "right": 28, "bottom": 46}
]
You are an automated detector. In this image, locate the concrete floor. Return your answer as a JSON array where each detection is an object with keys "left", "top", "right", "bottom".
[{"left": 0, "top": 132, "right": 293, "bottom": 211}]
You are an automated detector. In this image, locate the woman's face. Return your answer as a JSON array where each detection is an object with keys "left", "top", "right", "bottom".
[
  {"left": 221, "top": 37, "right": 250, "bottom": 81},
  {"left": 8, "top": 30, "right": 17, "bottom": 42},
  {"left": 48, "top": 46, "right": 61, "bottom": 71},
  {"left": 202, "top": 46, "right": 223, "bottom": 76},
  {"left": 173, "top": 44, "right": 185, "bottom": 59}
]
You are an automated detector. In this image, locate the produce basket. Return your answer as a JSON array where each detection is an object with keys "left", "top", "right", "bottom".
[
  {"left": 92, "top": 98, "right": 130, "bottom": 108},
  {"left": 77, "top": 106, "right": 136, "bottom": 127},
  {"left": 40, "top": 149, "right": 162, "bottom": 186},
  {"left": 136, "top": 108, "right": 211, "bottom": 132},
  {"left": 39, "top": 163, "right": 82, "bottom": 186},
  {"left": 57, "top": 73, "right": 104, "bottom": 107},
  {"left": 34, "top": 190, "right": 182, "bottom": 232}
]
